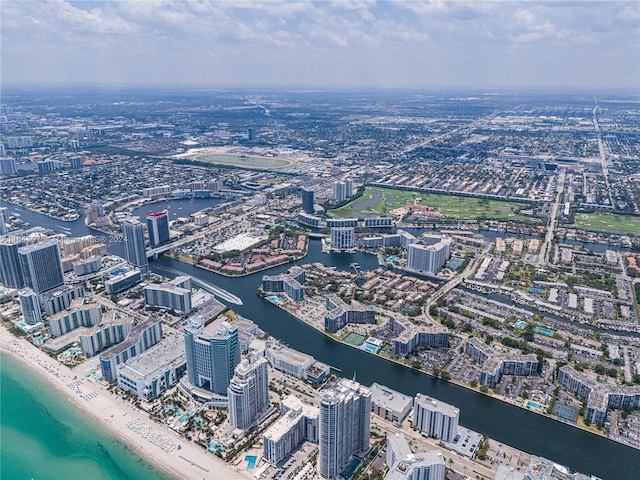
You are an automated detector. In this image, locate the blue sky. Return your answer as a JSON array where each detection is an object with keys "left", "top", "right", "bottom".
[{"left": 2, "top": 1, "right": 638, "bottom": 89}]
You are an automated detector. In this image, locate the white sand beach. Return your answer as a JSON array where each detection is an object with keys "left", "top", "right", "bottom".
[{"left": 0, "top": 324, "right": 249, "bottom": 480}]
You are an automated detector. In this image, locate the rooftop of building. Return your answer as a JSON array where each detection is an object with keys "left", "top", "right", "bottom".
[
  {"left": 266, "top": 342, "right": 315, "bottom": 368},
  {"left": 385, "top": 451, "right": 445, "bottom": 480},
  {"left": 117, "top": 334, "right": 185, "bottom": 380},
  {"left": 370, "top": 383, "right": 412, "bottom": 412},
  {"left": 414, "top": 393, "right": 459, "bottom": 417}
]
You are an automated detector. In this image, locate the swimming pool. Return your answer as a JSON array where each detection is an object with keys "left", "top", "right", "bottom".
[
  {"left": 527, "top": 401, "right": 544, "bottom": 412},
  {"left": 245, "top": 455, "right": 257, "bottom": 469},
  {"left": 179, "top": 408, "right": 196, "bottom": 422},
  {"left": 363, "top": 344, "right": 378, "bottom": 354},
  {"left": 208, "top": 442, "right": 223, "bottom": 453}
]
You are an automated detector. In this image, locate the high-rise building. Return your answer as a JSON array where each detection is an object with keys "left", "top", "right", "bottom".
[
  {"left": 70, "top": 156, "right": 84, "bottom": 168},
  {"left": 330, "top": 227, "right": 355, "bottom": 251},
  {"left": 332, "top": 182, "right": 348, "bottom": 202},
  {"left": 228, "top": 357, "right": 270, "bottom": 431},
  {"left": 0, "top": 207, "right": 7, "bottom": 235},
  {"left": 301, "top": 188, "right": 315, "bottom": 214},
  {"left": 319, "top": 378, "right": 371, "bottom": 479},
  {"left": 263, "top": 395, "right": 319, "bottom": 465},
  {"left": 143, "top": 282, "right": 192, "bottom": 314},
  {"left": 0, "top": 157, "right": 17, "bottom": 176},
  {"left": 412, "top": 393, "right": 459, "bottom": 443},
  {"left": 146, "top": 210, "right": 170, "bottom": 247},
  {"left": 345, "top": 179, "right": 353, "bottom": 198},
  {"left": 122, "top": 218, "right": 148, "bottom": 275},
  {"left": 184, "top": 317, "right": 240, "bottom": 395},
  {"left": 406, "top": 238, "right": 452, "bottom": 275},
  {"left": 19, "top": 288, "right": 42, "bottom": 325},
  {"left": 18, "top": 240, "right": 64, "bottom": 294}
]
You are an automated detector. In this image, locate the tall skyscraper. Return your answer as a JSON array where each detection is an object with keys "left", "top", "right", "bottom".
[
  {"left": 184, "top": 317, "right": 240, "bottom": 395},
  {"left": 146, "top": 210, "right": 170, "bottom": 247},
  {"left": 19, "top": 288, "right": 42, "bottom": 325},
  {"left": 228, "top": 357, "right": 270, "bottom": 431},
  {"left": 122, "top": 218, "right": 148, "bottom": 275},
  {"left": 301, "top": 188, "right": 315, "bottom": 214},
  {"left": 0, "top": 207, "right": 7, "bottom": 235},
  {"left": 18, "top": 239, "right": 65, "bottom": 294},
  {"left": 0, "top": 236, "right": 24, "bottom": 288},
  {"left": 412, "top": 393, "right": 459, "bottom": 443},
  {"left": 319, "top": 378, "right": 371, "bottom": 479}
]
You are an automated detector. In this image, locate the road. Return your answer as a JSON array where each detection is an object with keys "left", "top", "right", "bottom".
[
  {"left": 371, "top": 417, "right": 498, "bottom": 480},
  {"left": 538, "top": 169, "right": 565, "bottom": 266},
  {"left": 592, "top": 98, "right": 614, "bottom": 208},
  {"left": 424, "top": 248, "right": 488, "bottom": 323}
]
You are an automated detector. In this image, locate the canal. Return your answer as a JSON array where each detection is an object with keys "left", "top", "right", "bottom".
[{"left": 5, "top": 202, "right": 640, "bottom": 478}]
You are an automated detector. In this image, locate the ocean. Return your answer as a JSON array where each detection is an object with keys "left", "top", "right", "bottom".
[{"left": 0, "top": 353, "right": 175, "bottom": 480}]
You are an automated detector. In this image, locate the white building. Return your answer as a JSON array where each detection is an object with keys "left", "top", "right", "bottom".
[
  {"left": 19, "top": 288, "right": 42, "bottom": 325},
  {"left": 116, "top": 334, "right": 186, "bottom": 402},
  {"left": 263, "top": 395, "right": 319, "bottom": 466},
  {"left": 385, "top": 433, "right": 445, "bottom": 480},
  {"left": 406, "top": 238, "right": 452, "bottom": 275},
  {"left": 370, "top": 383, "right": 413, "bottom": 424},
  {"left": 48, "top": 300, "right": 102, "bottom": 337},
  {"left": 319, "top": 378, "right": 371, "bottom": 479},
  {"left": 330, "top": 227, "right": 355, "bottom": 251},
  {"left": 228, "top": 357, "right": 270, "bottom": 432},
  {"left": 144, "top": 279, "right": 192, "bottom": 315},
  {"left": 412, "top": 393, "right": 459, "bottom": 443}
]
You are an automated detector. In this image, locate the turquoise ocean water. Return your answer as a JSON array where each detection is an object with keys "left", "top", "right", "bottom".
[{"left": 0, "top": 353, "right": 175, "bottom": 480}]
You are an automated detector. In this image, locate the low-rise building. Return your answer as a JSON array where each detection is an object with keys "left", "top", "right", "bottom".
[
  {"left": 370, "top": 383, "right": 413, "bottom": 424},
  {"left": 466, "top": 338, "right": 538, "bottom": 389},
  {"left": 324, "top": 293, "right": 376, "bottom": 333},
  {"left": 262, "top": 266, "right": 306, "bottom": 302}
]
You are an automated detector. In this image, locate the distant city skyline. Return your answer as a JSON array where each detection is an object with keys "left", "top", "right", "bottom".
[{"left": 1, "top": 1, "right": 638, "bottom": 90}]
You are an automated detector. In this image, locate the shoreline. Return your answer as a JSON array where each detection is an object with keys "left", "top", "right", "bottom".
[
  {"left": 259, "top": 294, "right": 611, "bottom": 444},
  {"left": 0, "top": 323, "right": 249, "bottom": 480}
]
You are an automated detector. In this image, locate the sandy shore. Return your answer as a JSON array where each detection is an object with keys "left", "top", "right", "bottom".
[{"left": 0, "top": 324, "right": 249, "bottom": 480}]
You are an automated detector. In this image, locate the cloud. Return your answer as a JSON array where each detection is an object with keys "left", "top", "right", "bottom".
[{"left": 0, "top": 0, "right": 637, "bottom": 89}]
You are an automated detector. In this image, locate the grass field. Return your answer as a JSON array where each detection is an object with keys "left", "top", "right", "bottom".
[
  {"left": 573, "top": 212, "right": 640, "bottom": 235},
  {"left": 329, "top": 186, "right": 539, "bottom": 223},
  {"left": 192, "top": 153, "right": 293, "bottom": 169}
]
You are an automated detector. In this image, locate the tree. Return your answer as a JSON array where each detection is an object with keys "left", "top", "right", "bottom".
[
  {"left": 470, "top": 380, "right": 479, "bottom": 388},
  {"left": 594, "top": 364, "right": 606, "bottom": 375},
  {"left": 441, "top": 371, "right": 451, "bottom": 381}
]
